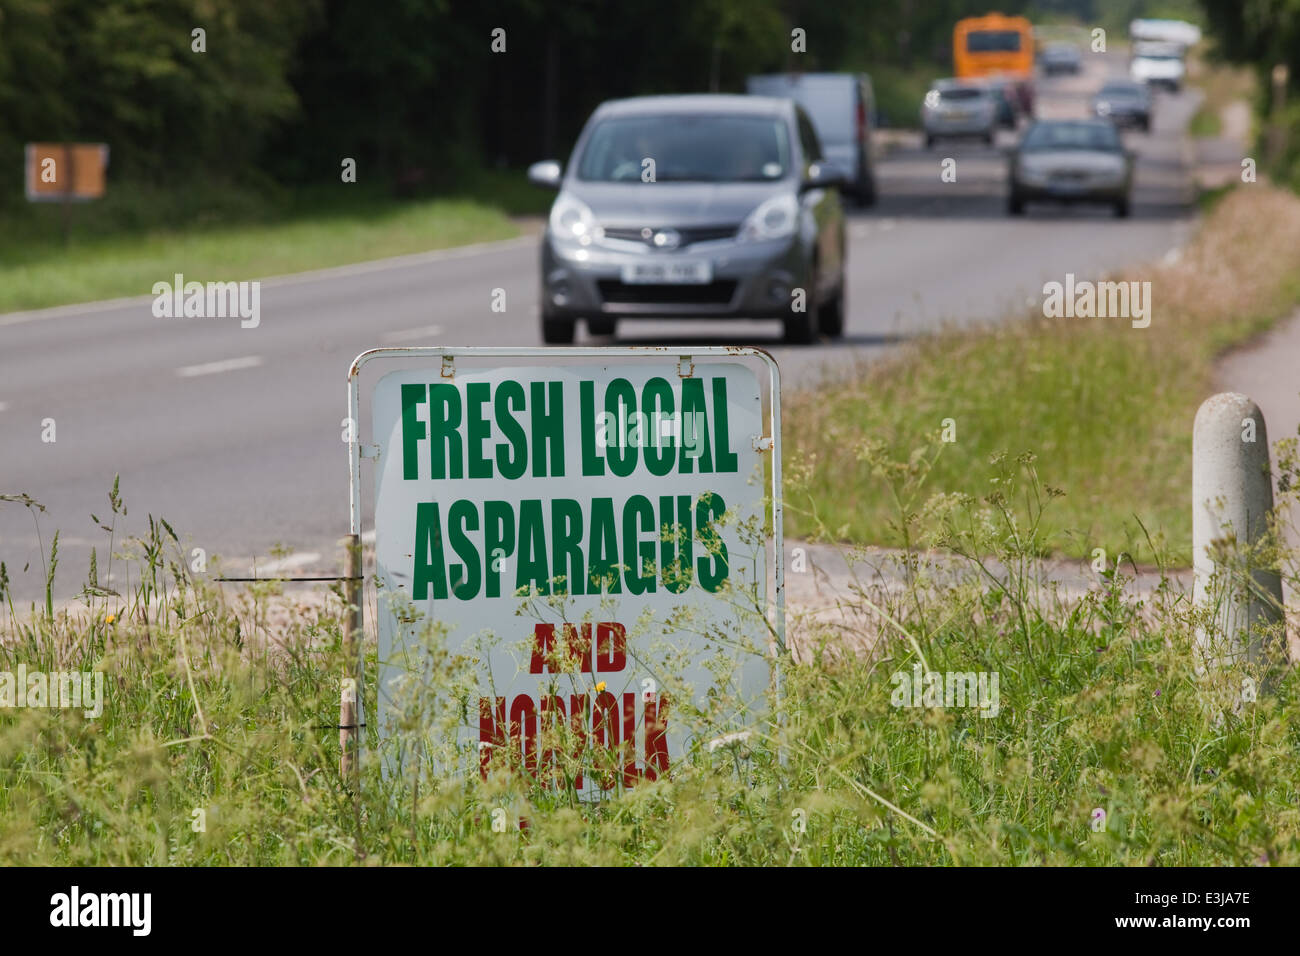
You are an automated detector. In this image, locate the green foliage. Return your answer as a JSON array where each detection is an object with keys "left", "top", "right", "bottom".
[
  {"left": 3, "top": 456, "right": 1299, "bottom": 865},
  {"left": 784, "top": 183, "right": 1300, "bottom": 565}
]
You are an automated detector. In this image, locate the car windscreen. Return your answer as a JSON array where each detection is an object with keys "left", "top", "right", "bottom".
[
  {"left": 1099, "top": 84, "right": 1142, "bottom": 97},
  {"left": 576, "top": 114, "right": 791, "bottom": 182},
  {"left": 1022, "top": 123, "right": 1121, "bottom": 152},
  {"left": 967, "top": 30, "right": 1021, "bottom": 52}
]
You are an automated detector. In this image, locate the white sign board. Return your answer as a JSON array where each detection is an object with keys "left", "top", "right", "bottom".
[{"left": 364, "top": 349, "right": 780, "bottom": 795}]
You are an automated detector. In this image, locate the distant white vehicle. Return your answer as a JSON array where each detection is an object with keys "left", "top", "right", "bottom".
[
  {"left": 1130, "top": 43, "right": 1185, "bottom": 92},
  {"left": 1129, "top": 18, "right": 1201, "bottom": 48}
]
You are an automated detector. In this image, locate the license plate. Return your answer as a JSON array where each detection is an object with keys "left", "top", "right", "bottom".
[{"left": 621, "top": 260, "right": 712, "bottom": 285}]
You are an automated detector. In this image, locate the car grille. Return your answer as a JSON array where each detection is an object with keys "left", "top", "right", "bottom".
[
  {"left": 602, "top": 225, "right": 738, "bottom": 246},
  {"left": 597, "top": 280, "right": 737, "bottom": 305}
]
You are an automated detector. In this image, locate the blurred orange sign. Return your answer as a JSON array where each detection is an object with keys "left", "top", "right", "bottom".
[{"left": 25, "top": 143, "right": 109, "bottom": 201}]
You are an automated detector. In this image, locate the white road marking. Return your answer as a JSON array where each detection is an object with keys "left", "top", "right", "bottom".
[
  {"left": 175, "top": 355, "right": 263, "bottom": 378},
  {"left": 381, "top": 324, "right": 443, "bottom": 343}
]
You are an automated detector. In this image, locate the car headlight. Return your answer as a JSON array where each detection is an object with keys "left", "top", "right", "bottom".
[
  {"left": 1017, "top": 161, "right": 1049, "bottom": 184},
  {"left": 737, "top": 193, "right": 799, "bottom": 242},
  {"left": 549, "top": 193, "right": 601, "bottom": 243},
  {"left": 1096, "top": 101, "right": 1112, "bottom": 115}
]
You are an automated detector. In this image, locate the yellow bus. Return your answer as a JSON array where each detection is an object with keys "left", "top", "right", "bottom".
[{"left": 953, "top": 13, "right": 1034, "bottom": 79}]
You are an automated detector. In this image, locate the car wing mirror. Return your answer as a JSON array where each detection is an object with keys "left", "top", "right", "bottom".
[
  {"left": 802, "top": 160, "right": 846, "bottom": 191},
  {"left": 527, "top": 160, "right": 563, "bottom": 189}
]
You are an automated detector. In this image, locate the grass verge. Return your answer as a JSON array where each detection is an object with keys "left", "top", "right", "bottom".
[
  {"left": 1187, "top": 53, "right": 1255, "bottom": 140},
  {"left": 784, "top": 183, "right": 1300, "bottom": 565},
  {"left": 2, "top": 458, "right": 1297, "bottom": 864},
  {"left": 0, "top": 169, "right": 550, "bottom": 314}
]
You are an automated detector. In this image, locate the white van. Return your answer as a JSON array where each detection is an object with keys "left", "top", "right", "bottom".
[{"left": 746, "top": 72, "right": 877, "bottom": 206}]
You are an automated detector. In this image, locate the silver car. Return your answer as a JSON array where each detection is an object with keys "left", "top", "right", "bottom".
[
  {"left": 1007, "top": 120, "right": 1134, "bottom": 217},
  {"left": 922, "top": 80, "right": 998, "bottom": 147},
  {"left": 528, "top": 95, "right": 848, "bottom": 344}
]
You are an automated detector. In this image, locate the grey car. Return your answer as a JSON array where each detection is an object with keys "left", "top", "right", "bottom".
[
  {"left": 1039, "top": 42, "right": 1082, "bottom": 75},
  {"left": 1092, "top": 80, "right": 1152, "bottom": 131},
  {"left": 528, "top": 95, "right": 848, "bottom": 344},
  {"left": 1008, "top": 120, "right": 1134, "bottom": 217}
]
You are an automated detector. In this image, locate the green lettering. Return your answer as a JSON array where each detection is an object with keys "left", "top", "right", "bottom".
[
  {"left": 516, "top": 499, "right": 549, "bottom": 594},
  {"left": 412, "top": 502, "right": 448, "bottom": 600},
  {"left": 588, "top": 498, "right": 621, "bottom": 594},
  {"left": 401, "top": 384, "right": 427, "bottom": 480},
  {"left": 466, "top": 382, "right": 492, "bottom": 479},
  {"left": 495, "top": 381, "right": 527, "bottom": 480},
  {"left": 530, "top": 381, "right": 565, "bottom": 477},
  {"left": 623, "top": 495, "right": 656, "bottom": 595},
  {"left": 447, "top": 500, "right": 481, "bottom": 599},
  {"left": 580, "top": 380, "right": 604, "bottom": 476},
  {"left": 551, "top": 498, "right": 585, "bottom": 596},
  {"left": 429, "top": 383, "right": 463, "bottom": 480},
  {"left": 695, "top": 491, "right": 728, "bottom": 591}
]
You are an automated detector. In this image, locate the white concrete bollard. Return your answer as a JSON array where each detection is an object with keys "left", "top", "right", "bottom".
[{"left": 1192, "top": 393, "right": 1284, "bottom": 668}]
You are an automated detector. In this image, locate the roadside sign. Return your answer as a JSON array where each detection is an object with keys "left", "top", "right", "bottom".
[
  {"left": 25, "top": 143, "right": 109, "bottom": 201},
  {"left": 350, "top": 347, "right": 783, "bottom": 795}
]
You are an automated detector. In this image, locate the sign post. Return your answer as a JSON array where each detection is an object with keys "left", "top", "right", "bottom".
[
  {"left": 25, "top": 143, "right": 110, "bottom": 246},
  {"left": 347, "top": 347, "right": 783, "bottom": 794}
]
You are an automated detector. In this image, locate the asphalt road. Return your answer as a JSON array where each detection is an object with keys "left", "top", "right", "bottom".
[{"left": 1, "top": 50, "right": 1200, "bottom": 600}]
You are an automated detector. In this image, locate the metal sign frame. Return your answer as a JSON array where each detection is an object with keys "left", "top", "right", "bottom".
[{"left": 345, "top": 345, "right": 785, "bottom": 766}]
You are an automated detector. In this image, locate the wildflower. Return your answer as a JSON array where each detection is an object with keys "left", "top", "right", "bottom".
[{"left": 595, "top": 681, "right": 606, "bottom": 693}]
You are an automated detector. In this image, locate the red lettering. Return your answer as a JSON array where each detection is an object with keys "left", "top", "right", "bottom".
[
  {"left": 644, "top": 693, "right": 669, "bottom": 781},
  {"left": 478, "top": 696, "right": 506, "bottom": 779},
  {"left": 592, "top": 690, "right": 620, "bottom": 790},
  {"left": 539, "top": 694, "right": 567, "bottom": 786},
  {"left": 528, "top": 624, "right": 555, "bottom": 674},
  {"left": 622, "top": 692, "right": 640, "bottom": 786},
  {"left": 595, "top": 622, "right": 627, "bottom": 673},
  {"left": 569, "top": 693, "right": 588, "bottom": 790},
  {"left": 509, "top": 694, "right": 538, "bottom": 776}
]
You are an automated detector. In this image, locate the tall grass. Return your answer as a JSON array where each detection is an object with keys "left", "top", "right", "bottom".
[
  {"left": 2, "top": 449, "right": 1297, "bottom": 865},
  {"left": 785, "top": 183, "right": 1300, "bottom": 565}
]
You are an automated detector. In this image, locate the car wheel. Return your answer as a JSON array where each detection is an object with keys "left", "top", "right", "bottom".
[
  {"left": 587, "top": 317, "right": 617, "bottom": 337},
  {"left": 856, "top": 175, "right": 877, "bottom": 207},
  {"left": 783, "top": 281, "right": 820, "bottom": 344},
  {"left": 924, "top": 133, "right": 935, "bottom": 149},
  {"left": 1008, "top": 192, "right": 1025, "bottom": 216},
  {"left": 1113, "top": 198, "right": 1130, "bottom": 218},
  {"left": 818, "top": 281, "right": 846, "bottom": 338},
  {"left": 983, "top": 131, "right": 995, "bottom": 146},
  {"left": 542, "top": 314, "right": 576, "bottom": 344}
]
